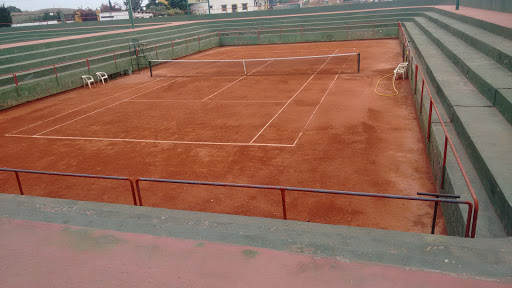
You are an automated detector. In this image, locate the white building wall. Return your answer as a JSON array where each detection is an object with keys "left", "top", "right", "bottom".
[
  {"left": 99, "top": 11, "right": 153, "bottom": 21},
  {"left": 190, "top": 0, "right": 269, "bottom": 15}
]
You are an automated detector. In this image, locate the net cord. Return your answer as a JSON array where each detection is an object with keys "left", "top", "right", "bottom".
[{"left": 150, "top": 53, "right": 359, "bottom": 63}]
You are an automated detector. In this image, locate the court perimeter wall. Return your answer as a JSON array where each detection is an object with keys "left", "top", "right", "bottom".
[{"left": 0, "top": 11, "right": 406, "bottom": 110}]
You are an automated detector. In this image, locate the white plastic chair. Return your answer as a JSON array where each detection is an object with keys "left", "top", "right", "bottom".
[
  {"left": 394, "top": 62, "right": 409, "bottom": 80},
  {"left": 96, "top": 72, "right": 109, "bottom": 84},
  {"left": 81, "top": 75, "right": 96, "bottom": 89}
]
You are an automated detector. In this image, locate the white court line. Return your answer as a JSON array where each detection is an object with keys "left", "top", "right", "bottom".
[
  {"left": 293, "top": 73, "right": 340, "bottom": 146},
  {"left": 125, "top": 99, "right": 287, "bottom": 103},
  {"left": 201, "top": 60, "right": 274, "bottom": 102},
  {"left": 31, "top": 53, "right": 245, "bottom": 137},
  {"left": 7, "top": 51, "right": 245, "bottom": 137},
  {"left": 249, "top": 49, "right": 339, "bottom": 144},
  {"left": 5, "top": 78, "right": 164, "bottom": 136},
  {"left": 6, "top": 134, "right": 294, "bottom": 147}
]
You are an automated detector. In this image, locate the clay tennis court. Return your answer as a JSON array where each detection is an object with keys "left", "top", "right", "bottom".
[{"left": 0, "top": 39, "right": 446, "bottom": 234}]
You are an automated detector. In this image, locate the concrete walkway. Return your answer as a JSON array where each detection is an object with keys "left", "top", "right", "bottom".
[
  {"left": 1, "top": 218, "right": 510, "bottom": 288},
  {"left": 434, "top": 5, "right": 512, "bottom": 28},
  {"left": 1, "top": 194, "right": 511, "bottom": 287}
]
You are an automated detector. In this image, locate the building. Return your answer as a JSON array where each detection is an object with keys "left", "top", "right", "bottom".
[
  {"left": 189, "top": 0, "right": 271, "bottom": 15},
  {"left": 98, "top": 11, "right": 154, "bottom": 21}
]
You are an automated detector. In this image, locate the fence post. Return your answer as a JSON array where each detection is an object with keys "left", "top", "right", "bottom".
[
  {"left": 14, "top": 171, "right": 24, "bottom": 195},
  {"left": 280, "top": 189, "right": 287, "bottom": 220},
  {"left": 155, "top": 44, "right": 158, "bottom": 58},
  {"left": 414, "top": 64, "right": 418, "bottom": 92},
  {"left": 53, "top": 65, "right": 59, "bottom": 86},
  {"left": 420, "top": 80, "right": 425, "bottom": 114},
  {"left": 198, "top": 35, "right": 200, "bottom": 50},
  {"left": 13, "top": 73, "right": 20, "bottom": 96},
  {"left": 347, "top": 24, "right": 350, "bottom": 40},
  {"left": 280, "top": 28, "right": 282, "bottom": 40},
  {"left": 301, "top": 26, "right": 303, "bottom": 39},
  {"left": 427, "top": 99, "right": 433, "bottom": 141},
  {"left": 441, "top": 136, "right": 448, "bottom": 188},
  {"left": 86, "top": 58, "right": 90, "bottom": 75}
]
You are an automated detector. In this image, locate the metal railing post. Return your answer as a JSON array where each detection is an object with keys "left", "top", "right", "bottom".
[
  {"left": 427, "top": 99, "right": 433, "bottom": 141},
  {"left": 281, "top": 189, "right": 287, "bottom": 220},
  {"left": 441, "top": 136, "right": 448, "bottom": 188},
  {"left": 14, "top": 171, "right": 24, "bottom": 195},
  {"left": 420, "top": 80, "right": 425, "bottom": 114},
  {"left": 414, "top": 64, "right": 418, "bottom": 92}
]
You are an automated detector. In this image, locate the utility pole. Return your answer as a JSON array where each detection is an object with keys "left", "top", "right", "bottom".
[
  {"left": 128, "top": 0, "right": 135, "bottom": 29},
  {"left": 208, "top": 0, "right": 211, "bottom": 14},
  {"left": 456, "top": 0, "right": 459, "bottom": 10}
]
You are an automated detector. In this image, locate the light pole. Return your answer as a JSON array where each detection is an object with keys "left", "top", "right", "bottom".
[
  {"left": 456, "top": 0, "right": 459, "bottom": 10},
  {"left": 208, "top": 0, "right": 211, "bottom": 14},
  {"left": 127, "top": 0, "right": 135, "bottom": 29}
]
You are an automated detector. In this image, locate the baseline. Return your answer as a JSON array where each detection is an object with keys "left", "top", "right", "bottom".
[{"left": 6, "top": 134, "right": 295, "bottom": 147}]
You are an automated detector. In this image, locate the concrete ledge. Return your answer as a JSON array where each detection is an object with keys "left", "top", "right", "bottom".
[{"left": 1, "top": 193, "right": 511, "bottom": 279}]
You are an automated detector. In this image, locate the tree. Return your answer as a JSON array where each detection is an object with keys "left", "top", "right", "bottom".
[
  {"left": 101, "top": 2, "right": 123, "bottom": 12},
  {"left": 146, "top": 0, "right": 169, "bottom": 12},
  {"left": 6, "top": 6, "right": 22, "bottom": 13},
  {"left": 42, "top": 10, "right": 62, "bottom": 21},
  {"left": 167, "top": 0, "right": 187, "bottom": 11},
  {"left": 0, "top": 5, "right": 13, "bottom": 27},
  {"left": 76, "top": 8, "right": 98, "bottom": 22},
  {"left": 123, "top": 0, "right": 143, "bottom": 11}
]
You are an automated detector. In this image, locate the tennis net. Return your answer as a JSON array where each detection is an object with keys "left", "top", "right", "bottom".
[{"left": 149, "top": 53, "right": 360, "bottom": 78}]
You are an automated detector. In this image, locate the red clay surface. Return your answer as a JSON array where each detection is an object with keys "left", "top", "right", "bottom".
[{"left": 0, "top": 40, "right": 446, "bottom": 234}]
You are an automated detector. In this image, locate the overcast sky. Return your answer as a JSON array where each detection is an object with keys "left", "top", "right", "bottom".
[{"left": 0, "top": 0, "right": 150, "bottom": 11}]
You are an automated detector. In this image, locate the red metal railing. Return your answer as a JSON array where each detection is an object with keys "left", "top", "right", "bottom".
[
  {"left": 398, "top": 21, "right": 479, "bottom": 238},
  {"left": 134, "top": 178, "right": 473, "bottom": 236},
  {"left": 0, "top": 166, "right": 475, "bottom": 236},
  {"left": 0, "top": 168, "right": 137, "bottom": 206}
]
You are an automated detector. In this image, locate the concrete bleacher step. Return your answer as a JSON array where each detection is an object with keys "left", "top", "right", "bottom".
[
  {"left": 423, "top": 12, "right": 512, "bottom": 72},
  {"left": 413, "top": 17, "right": 512, "bottom": 125},
  {"left": 414, "top": 70, "right": 505, "bottom": 238},
  {"left": 404, "top": 22, "right": 512, "bottom": 236}
]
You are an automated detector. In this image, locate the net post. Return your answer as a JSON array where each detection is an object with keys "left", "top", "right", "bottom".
[
  {"left": 243, "top": 60, "right": 247, "bottom": 75},
  {"left": 53, "top": 65, "right": 59, "bottom": 86},
  {"left": 357, "top": 53, "right": 360, "bottom": 73},
  {"left": 149, "top": 60, "right": 152, "bottom": 77},
  {"left": 114, "top": 52, "right": 118, "bottom": 71}
]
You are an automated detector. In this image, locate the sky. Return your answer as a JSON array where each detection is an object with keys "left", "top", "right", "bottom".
[{"left": 0, "top": 0, "right": 150, "bottom": 11}]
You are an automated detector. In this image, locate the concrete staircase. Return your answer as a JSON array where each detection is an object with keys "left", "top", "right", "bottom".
[{"left": 403, "top": 10, "right": 512, "bottom": 237}]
